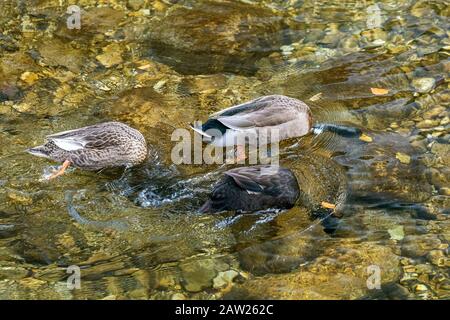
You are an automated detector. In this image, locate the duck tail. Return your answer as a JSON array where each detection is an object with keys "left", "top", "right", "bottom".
[
  {"left": 26, "top": 145, "right": 52, "bottom": 159},
  {"left": 189, "top": 121, "right": 213, "bottom": 140},
  {"left": 312, "top": 123, "right": 362, "bottom": 138}
]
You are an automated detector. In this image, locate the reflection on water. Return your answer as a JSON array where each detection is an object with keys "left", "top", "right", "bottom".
[{"left": 0, "top": 0, "right": 449, "bottom": 299}]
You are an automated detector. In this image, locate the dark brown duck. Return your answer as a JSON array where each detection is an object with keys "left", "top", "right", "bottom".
[{"left": 199, "top": 165, "right": 300, "bottom": 213}]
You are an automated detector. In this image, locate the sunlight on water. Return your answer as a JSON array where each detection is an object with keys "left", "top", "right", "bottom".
[{"left": 0, "top": 0, "right": 448, "bottom": 300}]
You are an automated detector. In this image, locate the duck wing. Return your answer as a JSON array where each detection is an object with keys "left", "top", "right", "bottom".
[
  {"left": 213, "top": 95, "right": 306, "bottom": 131},
  {"left": 46, "top": 122, "right": 122, "bottom": 151},
  {"left": 224, "top": 165, "right": 291, "bottom": 196},
  {"left": 210, "top": 95, "right": 276, "bottom": 118}
]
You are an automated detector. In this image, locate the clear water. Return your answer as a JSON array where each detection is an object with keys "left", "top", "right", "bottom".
[{"left": 0, "top": 0, "right": 448, "bottom": 299}]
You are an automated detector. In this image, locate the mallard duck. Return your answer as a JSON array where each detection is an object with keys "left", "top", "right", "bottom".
[
  {"left": 199, "top": 165, "right": 300, "bottom": 213},
  {"left": 191, "top": 95, "right": 312, "bottom": 160},
  {"left": 191, "top": 95, "right": 366, "bottom": 161},
  {"left": 26, "top": 121, "right": 147, "bottom": 179}
]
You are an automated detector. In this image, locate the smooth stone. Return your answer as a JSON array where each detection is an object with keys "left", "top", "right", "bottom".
[
  {"left": 416, "top": 119, "right": 440, "bottom": 129},
  {"left": 127, "top": 0, "right": 145, "bottom": 10},
  {"left": 428, "top": 168, "right": 449, "bottom": 188},
  {"left": 7, "top": 190, "right": 33, "bottom": 205},
  {"left": 423, "top": 106, "right": 445, "bottom": 119},
  {"left": 171, "top": 293, "right": 187, "bottom": 300},
  {"left": 0, "top": 265, "right": 30, "bottom": 280},
  {"left": 180, "top": 259, "right": 217, "bottom": 292},
  {"left": 382, "top": 283, "right": 413, "bottom": 300},
  {"left": 388, "top": 226, "right": 405, "bottom": 241},
  {"left": 226, "top": 243, "right": 400, "bottom": 299},
  {"left": 143, "top": 2, "right": 294, "bottom": 75},
  {"left": 414, "top": 284, "right": 428, "bottom": 292},
  {"left": 431, "top": 142, "right": 450, "bottom": 166},
  {"left": 96, "top": 43, "right": 123, "bottom": 68},
  {"left": 37, "top": 39, "right": 84, "bottom": 72},
  {"left": 439, "top": 187, "right": 450, "bottom": 196},
  {"left": 361, "top": 28, "right": 387, "bottom": 41},
  {"left": 401, "top": 235, "right": 442, "bottom": 258},
  {"left": 20, "top": 71, "right": 39, "bottom": 85},
  {"left": 213, "top": 270, "right": 239, "bottom": 289},
  {"left": 410, "top": 139, "right": 427, "bottom": 151},
  {"left": 412, "top": 77, "right": 435, "bottom": 93},
  {"left": 427, "top": 250, "right": 446, "bottom": 266},
  {"left": 396, "top": 152, "right": 411, "bottom": 164}
]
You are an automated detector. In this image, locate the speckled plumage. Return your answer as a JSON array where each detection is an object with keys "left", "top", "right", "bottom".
[
  {"left": 191, "top": 95, "right": 312, "bottom": 146},
  {"left": 27, "top": 122, "right": 147, "bottom": 170}
]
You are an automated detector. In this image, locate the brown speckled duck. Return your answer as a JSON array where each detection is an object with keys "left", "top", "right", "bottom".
[
  {"left": 199, "top": 165, "right": 300, "bottom": 213},
  {"left": 27, "top": 121, "right": 147, "bottom": 179}
]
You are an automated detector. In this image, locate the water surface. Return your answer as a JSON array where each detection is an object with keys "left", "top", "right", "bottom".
[{"left": 0, "top": 0, "right": 448, "bottom": 299}]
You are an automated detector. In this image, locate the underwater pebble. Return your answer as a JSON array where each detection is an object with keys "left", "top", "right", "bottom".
[
  {"left": 96, "top": 43, "right": 123, "bottom": 68},
  {"left": 401, "top": 235, "right": 442, "bottom": 257},
  {"left": 412, "top": 77, "right": 435, "bottom": 93},
  {"left": 18, "top": 277, "right": 46, "bottom": 289},
  {"left": 180, "top": 259, "right": 217, "bottom": 292},
  {"left": 153, "top": 80, "right": 166, "bottom": 92},
  {"left": 127, "top": 0, "right": 145, "bottom": 10},
  {"left": 396, "top": 152, "right": 411, "bottom": 164},
  {"left": 414, "top": 284, "right": 428, "bottom": 292},
  {"left": 20, "top": 71, "right": 38, "bottom": 85},
  {"left": 431, "top": 142, "right": 450, "bottom": 166},
  {"left": 427, "top": 250, "right": 446, "bottom": 267},
  {"left": 417, "top": 119, "right": 440, "bottom": 129},
  {"left": 171, "top": 293, "right": 187, "bottom": 300},
  {"left": 7, "top": 190, "right": 33, "bottom": 205},
  {"left": 0, "top": 265, "right": 29, "bottom": 280},
  {"left": 423, "top": 106, "right": 445, "bottom": 119},
  {"left": 155, "top": 272, "right": 177, "bottom": 288},
  {"left": 388, "top": 226, "right": 405, "bottom": 241},
  {"left": 152, "top": 1, "right": 167, "bottom": 12},
  {"left": 213, "top": 270, "right": 238, "bottom": 289},
  {"left": 56, "top": 233, "right": 76, "bottom": 249},
  {"left": 410, "top": 139, "right": 427, "bottom": 151}
]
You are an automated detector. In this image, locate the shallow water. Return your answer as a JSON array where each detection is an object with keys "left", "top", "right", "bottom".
[{"left": 0, "top": 0, "right": 449, "bottom": 299}]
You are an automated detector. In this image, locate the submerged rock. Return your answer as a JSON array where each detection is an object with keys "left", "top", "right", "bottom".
[
  {"left": 401, "top": 234, "right": 442, "bottom": 258},
  {"left": 226, "top": 243, "right": 401, "bottom": 299},
  {"left": 180, "top": 259, "right": 218, "bottom": 292},
  {"left": 412, "top": 78, "right": 436, "bottom": 93},
  {"left": 213, "top": 270, "right": 239, "bottom": 289},
  {"left": 430, "top": 142, "right": 450, "bottom": 166},
  {"left": 144, "top": 1, "right": 301, "bottom": 75},
  {"left": 96, "top": 43, "right": 124, "bottom": 68},
  {"left": 37, "top": 39, "right": 84, "bottom": 72}
]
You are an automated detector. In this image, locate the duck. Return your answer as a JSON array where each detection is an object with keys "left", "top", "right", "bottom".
[
  {"left": 198, "top": 165, "right": 300, "bottom": 213},
  {"left": 26, "top": 121, "right": 147, "bottom": 179},
  {"left": 191, "top": 94, "right": 366, "bottom": 161},
  {"left": 191, "top": 95, "right": 312, "bottom": 161}
]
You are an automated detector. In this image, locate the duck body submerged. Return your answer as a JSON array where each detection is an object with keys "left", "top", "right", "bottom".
[
  {"left": 27, "top": 121, "right": 147, "bottom": 171},
  {"left": 192, "top": 95, "right": 312, "bottom": 147},
  {"left": 199, "top": 165, "right": 300, "bottom": 213}
]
